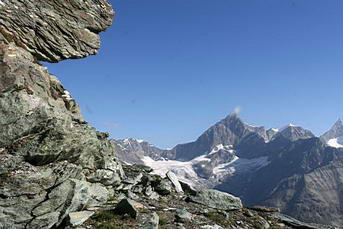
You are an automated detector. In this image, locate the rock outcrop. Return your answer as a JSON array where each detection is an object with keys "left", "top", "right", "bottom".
[
  {"left": 0, "top": 1, "right": 123, "bottom": 228},
  {"left": 84, "top": 163, "right": 331, "bottom": 229},
  {"left": 0, "top": 0, "right": 113, "bottom": 62}
]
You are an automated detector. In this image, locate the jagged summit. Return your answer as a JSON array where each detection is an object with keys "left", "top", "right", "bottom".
[
  {"left": 321, "top": 118, "right": 343, "bottom": 148},
  {"left": 273, "top": 124, "right": 315, "bottom": 142},
  {"left": 164, "top": 112, "right": 269, "bottom": 161}
]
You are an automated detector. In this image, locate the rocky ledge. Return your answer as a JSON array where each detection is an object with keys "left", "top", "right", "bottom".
[
  {"left": 0, "top": 0, "right": 113, "bottom": 62},
  {"left": 0, "top": 0, "right": 340, "bottom": 229}
]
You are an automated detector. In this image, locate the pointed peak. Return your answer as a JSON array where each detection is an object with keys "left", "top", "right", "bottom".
[
  {"left": 228, "top": 111, "right": 239, "bottom": 117},
  {"left": 329, "top": 118, "right": 343, "bottom": 133},
  {"left": 279, "top": 123, "right": 298, "bottom": 131},
  {"left": 334, "top": 118, "right": 343, "bottom": 127},
  {"left": 224, "top": 111, "right": 242, "bottom": 121}
]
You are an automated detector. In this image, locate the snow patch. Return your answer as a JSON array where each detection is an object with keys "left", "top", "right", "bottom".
[
  {"left": 328, "top": 138, "right": 343, "bottom": 148},
  {"left": 209, "top": 144, "right": 233, "bottom": 155},
  {"left": 280, "top": 123, "right": 297, "bottom": 131},
  {"left": 212, "top": 156, "right": 270, "bottom": 176},
  {"left": 142, "top": 154, "right": 211, "bottom": 186},
  {"left": 62, "top": 90, "right": 72, "bottom": 101},
  {"left": 137, "top": 139, "right": 144, "bottom": 143},
  {"left": 213, "top": 156, "right": 239, "bottom": 174}
]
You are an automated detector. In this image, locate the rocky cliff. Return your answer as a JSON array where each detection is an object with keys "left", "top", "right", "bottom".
[
  {"left": 0, "top": 0, "right": 113, "bottom": 62},
  {"left": 0, "top": 1, "right": 336, "bottom": 229},
  {"left": 0, "top": 1, "right": 124, "bottom": 228}
]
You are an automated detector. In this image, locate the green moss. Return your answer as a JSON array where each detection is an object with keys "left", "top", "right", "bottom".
[
  {"left": 159, "top": 218, "right": 167, "bottom": 226},
  {"left": 108, "top": 195, "right": 117, "bottom": 202}
]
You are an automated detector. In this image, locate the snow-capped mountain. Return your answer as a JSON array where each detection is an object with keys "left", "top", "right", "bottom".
[
  {"left": 113, "top": 138, "right": 167, "bottom": 164},
  {"left": 321, "top": 119, "right": 343, "bottom": 148},
  {"left": 113, "top": 113, "right": 343, "bottom": 226},
  {"left": 162, "top": 113, "right": 290, "bottom": 161},
  {"left": 114, "top": 113, "right": 316, "bottom": 190},
  {"left": 274, "top": 124, "right": 315, "bottom": 141}
]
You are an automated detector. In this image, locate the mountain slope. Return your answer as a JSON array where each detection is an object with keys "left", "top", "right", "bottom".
[
  {"left": 164, "top": 113, "right": 272, "bottom": 161},
  {"left": 115, "top": 114, "right": 343, "bottom": 226},
  {"left": 114, "top": 138, "right": 166, "bottom": 164},
  {"left": 216, "top": 138, "right": 343, "bottom": 226}
]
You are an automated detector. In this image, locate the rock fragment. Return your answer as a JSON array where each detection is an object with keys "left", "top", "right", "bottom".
[
  {"left": 166, "top": 171, "right": 184, "bottom": 193},
  {"left": 138, "top": 212, "right": 159, "bottom": 229},
  {"left": 113, "top": 198, "right": 144, "bottom": 219},
  {"left": 68, "top": 211, "right": 95, "bottom": 227}
]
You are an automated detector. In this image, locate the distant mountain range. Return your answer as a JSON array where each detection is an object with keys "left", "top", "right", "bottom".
[{"left": 113, "top": 113, "right": 343, "bottom": 226}]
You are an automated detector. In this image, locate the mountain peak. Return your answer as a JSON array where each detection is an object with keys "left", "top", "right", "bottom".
[
  {"left": 273, "top": 124, "right": 315, "bottom": 142},
  {"left": 333, "top": 118, "right": 343, "bottom": 128},
  {"left": 279, "top": 123, "right": 298, "bottom": 131},
  {"left": 226, "top": 111, "right": 241, "bottom": 120},
  {"left": 321, "top": 118, "right": 343, "bottom": 143}
]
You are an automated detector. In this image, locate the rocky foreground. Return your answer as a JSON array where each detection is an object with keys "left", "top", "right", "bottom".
[{"left": 0, "top": 0, "right": 340, "bottom": 229}]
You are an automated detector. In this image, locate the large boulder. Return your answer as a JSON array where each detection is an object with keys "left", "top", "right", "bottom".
[
  {"left": 166, "top": 171, "right": 184, "bottom": 193},
  {"left": 113, "top": 198, "right": 144, "bottom": 219},
  {"left": 189, "top": 189, "right": 243, "bottom": 211}
]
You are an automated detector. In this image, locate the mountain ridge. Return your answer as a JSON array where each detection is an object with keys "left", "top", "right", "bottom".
[{"left": 115, "top": 114, "right": 343, "bottom": 226}]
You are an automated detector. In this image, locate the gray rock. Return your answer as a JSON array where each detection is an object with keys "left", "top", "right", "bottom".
[
  {"left": 175, "top": 208, "right": 192, "bottom": 223},
  {"left": 87, "top": 183, "right": 110, "bottom": 207},
  {"left": 0, "top": 0, "right": 114, "bottom": 62},
  {"left": 255, "top": 216, "right": 270, "bottom": 229},
  {"left": 166, "top": 171, "right": 184, "bottom": 193},
  {"left": 145, "top": 186, "right": 160, "bottom": 200},
  {"left": 200, "top": 225, "right": 223, "bottom": 229},
  {"left": 180, "top": 181, "right": 197, "bottom": 196},
  {"left": 154, "top": 179, "right": 173, "bottom": 195},
  {"left": 138, "top": 212, "right": 159, "bottom": 229},
  {"left": 273, "top": 213, "right": 320, "bottom": 229},
  {"left": 113, "top": 198, "right": 144, "bottom": 219},
  {"left": 189, "top": 189, "right": 242, "bottom": 211},
  {"left": 0, "top": 1, "right": 125, "bottom": 228},
  {"left": 68, "top": 211, "right": 95, "bottom": 227}
]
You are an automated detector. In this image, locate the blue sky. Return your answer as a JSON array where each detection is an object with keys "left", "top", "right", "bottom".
[{"left": 46, "top": 0, "right": 343, "bottom": 148}]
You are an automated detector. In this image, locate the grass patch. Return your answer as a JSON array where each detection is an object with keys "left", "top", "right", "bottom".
[
  {"left": 93, "top": 211, "right": 116, "bottom": 221},
  {"left": 159, "top": 218, "right": 167, "bottom": 226},
  {"left": 90, "top": 210, "right": 137, "bottom": 229},
  {"left": 204, "top": 212, "right": 231, "bottom": 227},
  {"left": 108, "top": 195, "right": 117, "bottom": 202}
]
